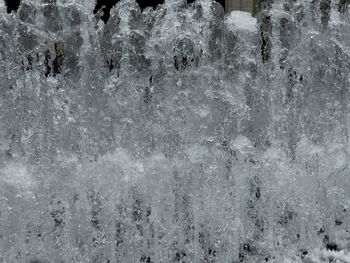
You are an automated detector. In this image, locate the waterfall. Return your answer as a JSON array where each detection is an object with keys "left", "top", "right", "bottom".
[{"left": 0, "top": 0, "right": 349, "bottom": 262}]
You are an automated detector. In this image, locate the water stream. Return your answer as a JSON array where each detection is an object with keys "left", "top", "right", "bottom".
[{"left": 0, "top": 0, "right": 349, "bottom": 262}]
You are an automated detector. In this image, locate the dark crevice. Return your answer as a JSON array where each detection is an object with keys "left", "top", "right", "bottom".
[
  {"left": 140, "top": 256, "right": 153, "bottom": 263},
  {"left": 326, "top": 243, "right": 339, "bottom": 251},
  {"left": 174, "top": 251, "right": 186, "bottom": 262},
  {"left": 53, "top": 42, "right": 64, "bottom": 76},
  {"left": 93, "top": 0, "right": 118, "bottom": 24},
  {"left": 107, "top": 58, "right": 114, "bottom": 72},
  {"left": 320, "top": 0, "right": 331, "bottom": 30},
  {"left": 50, "top": 200, "right": 65, "bottom": 228},
  {"left": 43, "top": 42, "right": 64, "bottom": 77},
  {"left": 300, "top": 250, "right": 308, "bottom": 259},
  {"left": 260, "top": 15, "right": 272, "bottom": 63},
  {"left": 144, "top": 86, "right": 152, "bottom": 104},
  {"left": 338, "top": 0, "right": 349, "bottom": 13},
  {"left": 4, "top": 0, "right": 21, "bottom": 13},
  {"left": 44, "top": 50, "right": 51, "bottom": 77}
]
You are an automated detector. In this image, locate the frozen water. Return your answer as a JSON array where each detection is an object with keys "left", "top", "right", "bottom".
[{"left": 0, "top": 0, "right": 350, "bottom": 262}]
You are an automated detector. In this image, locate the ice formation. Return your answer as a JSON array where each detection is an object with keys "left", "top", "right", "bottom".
[{"left": 0, "top": 0, "right": 350, "bottom": 262}]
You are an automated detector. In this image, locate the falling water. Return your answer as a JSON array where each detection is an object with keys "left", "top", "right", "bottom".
[{"left": 0, "top": 0, "right": 350, "bottom": 262}]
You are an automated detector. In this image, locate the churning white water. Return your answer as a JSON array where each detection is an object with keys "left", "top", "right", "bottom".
[{"left": 0, "top": 0, "right": 350, "bottom": 262}]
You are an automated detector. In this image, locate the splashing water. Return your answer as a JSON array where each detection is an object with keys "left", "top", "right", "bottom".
[{"left": 0, "top": 0, "right": 350, "bottom": 262}]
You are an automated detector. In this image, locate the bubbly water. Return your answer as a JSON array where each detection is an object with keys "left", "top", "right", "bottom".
[{"left": 0, "top": 0, "right": 350, "bottom": 262}]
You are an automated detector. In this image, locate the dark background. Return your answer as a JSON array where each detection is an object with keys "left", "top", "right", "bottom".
[
  {"left": 94, "top": 0, "right": 225, "bottom": 22},
  {"left": 4, "top": 0, "right": 21, "bottom": 13},
  {"left": 5, "top": 0, "right": 225, "bottom": 22}
]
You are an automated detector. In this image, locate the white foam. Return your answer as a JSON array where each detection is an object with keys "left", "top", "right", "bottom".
[{"left": 226, "top": 11, "right": 257, "bottom": 32}]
